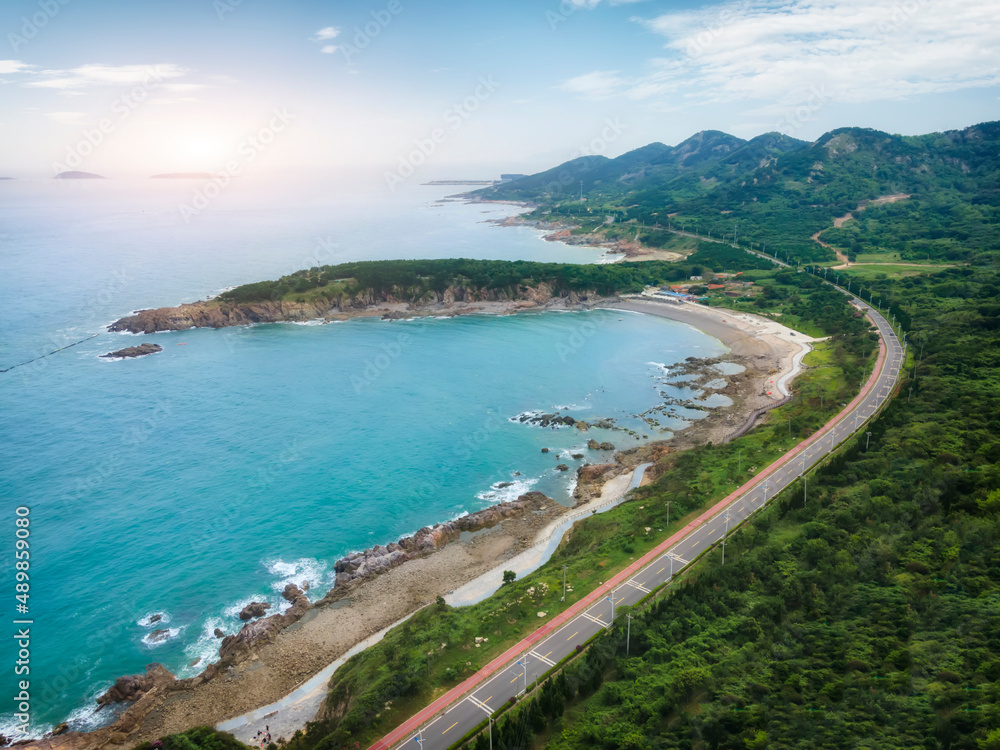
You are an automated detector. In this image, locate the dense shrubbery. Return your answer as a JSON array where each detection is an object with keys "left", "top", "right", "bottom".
[
  {"left": 215, "top": 254, "right": 752, "bottom": 305},
  {"left": 133, "top": 727, "right": 249, "bottom": 750}
]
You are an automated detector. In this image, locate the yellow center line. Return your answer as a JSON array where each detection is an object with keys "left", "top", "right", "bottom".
[
  {"left": 544, "top": 651, "right": 552, "bottom": 659},
  {"left": 566, "top": 631, "right": 579, "bottom": 641},
  {"left": 443, "top": 722, "right": 458, "bottom": 735},
  {"left": 510, "top": 676, "right": 518, "bottom": 683},
  {"left": 656, "top": 567, "right": 665, "bottom": 574}
]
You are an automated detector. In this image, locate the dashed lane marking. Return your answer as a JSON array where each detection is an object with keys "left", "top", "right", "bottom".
[
  {"left": 443, "top": 722, "right": 458, "bottom": 735},
  {"left": 530, "top": 650, "right": 556, "bottom": 667},
  {"left": 566, "top": 631, "right": 579, "bottom": 641}
]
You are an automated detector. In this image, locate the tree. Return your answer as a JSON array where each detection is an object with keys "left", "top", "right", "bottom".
[{"left": 503, "top": 570, "right": 517, "bottom": 585}]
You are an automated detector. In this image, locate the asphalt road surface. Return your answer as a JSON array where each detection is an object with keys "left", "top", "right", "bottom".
[{"left": 377, "top": 293, "right": 903, "bottom": 750}]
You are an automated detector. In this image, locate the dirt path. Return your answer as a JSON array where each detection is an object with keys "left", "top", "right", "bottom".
[{"left": 812, "top": 194, "right": 912, "bottom": 265}]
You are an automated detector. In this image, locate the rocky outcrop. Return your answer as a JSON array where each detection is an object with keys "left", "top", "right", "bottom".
[
  {"left": 218, "top": 588, "right": 311, "bottom": 665},
  {"left": 238, "top": 601, "right": 271, "bottom": 620},
  {"left": 319, "top": 491, "right": 557, "bottom": 600},
  {"left": 108, "top": 284, "right": 613, "bottom": 334},
  {"left": 100, "top": 343, "right": 162, "bottom": 359},
  {"left": 213, "top": 628, "right": 225, "bottom": 638},
  {"left": 514, "top": 413, "right": 575, "bottom": 428},
  {"left": 573, "top": 463, "right": 626, "bottom": 504},
  {"left": 96, "top": 664, "right": 176, "bottom": 707}
]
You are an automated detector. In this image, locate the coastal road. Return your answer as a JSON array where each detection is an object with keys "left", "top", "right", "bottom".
[{"left": 372, "top": 295, "right": 904, "bottom": 750}]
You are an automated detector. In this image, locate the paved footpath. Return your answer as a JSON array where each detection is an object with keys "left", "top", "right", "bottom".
[{"left": 371, "top": 296, "right": 903, "bottom": 750}]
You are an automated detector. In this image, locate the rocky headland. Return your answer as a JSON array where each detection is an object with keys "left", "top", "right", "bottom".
[{"left": 108, "top": 283, "right": 612, "bottom": 334}]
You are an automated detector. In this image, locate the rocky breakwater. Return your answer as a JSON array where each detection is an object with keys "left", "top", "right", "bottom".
[{"left": 319, "top": 490, "right": 559, "bottom": 600}]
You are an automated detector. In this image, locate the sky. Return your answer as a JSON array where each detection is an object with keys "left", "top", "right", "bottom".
[{"left": 1, "top": 0, "right": 998, "bottom": 178}]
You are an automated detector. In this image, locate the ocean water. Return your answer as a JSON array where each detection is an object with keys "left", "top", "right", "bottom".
[{"left": 0, "top": 176, "right": 725, "bottom": 736}]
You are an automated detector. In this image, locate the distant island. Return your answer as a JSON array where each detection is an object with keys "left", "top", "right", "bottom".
[
  {"left": 151, "top": 173, "right": 222, "bottom": 179},
  {"left": 54, "top": 171, "right": 105, "bottom": 179}
]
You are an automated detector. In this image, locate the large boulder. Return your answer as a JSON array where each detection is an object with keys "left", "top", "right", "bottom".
[
  {"left": 238, "top": 601, "right": 271, "bottom": 620},
  {"left": 577, "top": 464, "right": 618, "bottom": 482},
  {"left": 96, "top": 663, "right": 176, "bottom": 707}
]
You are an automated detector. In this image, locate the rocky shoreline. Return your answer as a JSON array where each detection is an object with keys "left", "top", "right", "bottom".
[
  {"left": 21, "top": 492, "right": 564, "bottom": 750},
  {"left": 107, "top": 284, "right": 614, "bottom": 335}
]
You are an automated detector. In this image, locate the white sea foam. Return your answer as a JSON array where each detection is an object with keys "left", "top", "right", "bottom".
[
  {"left": 138, "top": 611, "right": 170, "bottom": 627},
  {"left": 648, "top": 362, "right": 671, "bottom": 376},
  {"left": 475, "top": 476, "right": 538, "bottom": 505},
  {"left": 509, "top": 409, "right": 543, "bottom": 424},
  {"left": 224, "top": 595, "right": 276, "bottom": 621},
  {"left": 179, "top": 617, "right": 228, "bottom": 678},
  {"left": 265, "top": 557, "right": 328, "bottom": 601},
  {"left": 552, "top": 403, "right": 591, "bottom": 412},
  {"left": 141, "top": 626, "right": 182, "bottom": 647}
]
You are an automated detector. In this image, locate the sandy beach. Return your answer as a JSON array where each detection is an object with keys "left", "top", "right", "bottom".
[{"left": 27, "top": 300, "right": 814, "bottom": 750}]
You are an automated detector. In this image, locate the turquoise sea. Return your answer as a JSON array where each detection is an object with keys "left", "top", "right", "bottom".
[{"left": 0, "top": 175, "right": 725, "bottom": 736}]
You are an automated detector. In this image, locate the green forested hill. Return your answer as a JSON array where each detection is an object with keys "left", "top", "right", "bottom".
[{"left": 480, "top": 122, "right": 1000, "bottom": 265}]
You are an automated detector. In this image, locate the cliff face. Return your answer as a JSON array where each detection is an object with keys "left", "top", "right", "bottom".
[{"left": 108, "top": 283, "right": 599, "bottom": 334}]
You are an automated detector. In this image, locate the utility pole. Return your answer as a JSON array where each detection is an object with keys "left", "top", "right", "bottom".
[
  {"left": 665, "top": 500, "right": 671, "bottom": 528},
  {"left": 561, "top": 565, "right": 567, "bottom": 602},
  {"left": 738, "top": 449, "right": 742, "bottom": 474},
  {"left": 721, "top": 509, "right": 732, "bottom": 564},
  {"left": 802, "top": 457, "right": 807, "bottom": 506},
  {"left": 866, "top": 431, "right": 872, "bottom": 451},
  {"left": 668, "top": 551, "right": 679, "bottom": 579},
  {"left": 489, "top": 717, "right": 493, "bottom": 750},
  {"left": 606, "top": 590, "right": 617, "bottom": 623},
  {"left": 763, "top": 479, "right": 770, "bottom": 503},
  {"left": 626, "top": 613, "right": 633, "bottom": 655},
  {"left": 414, "top": 730, "right": 424, "bottom": 749}
]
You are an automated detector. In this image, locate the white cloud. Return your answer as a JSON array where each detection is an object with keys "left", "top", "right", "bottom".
[
  {"left": 312, "top": 26, "right": 341, "bottom": 41},
  {"left": 47, "top": 111, "right": 88, "bottom": 125},
  {"left": 0, "top": 60, "right": 30, "bottom": 75},
  {"left": 321, "top": 45, "right": 339, "bottom": 54},
  {"left": 25, "top": 63, "right": 188, "bottom": 90},
  {"left": 559, "top": 70, "right": 628, "bottom": 100},
  {"left": 561, "top": 0, "right": 1000, "bottom": 108}
]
